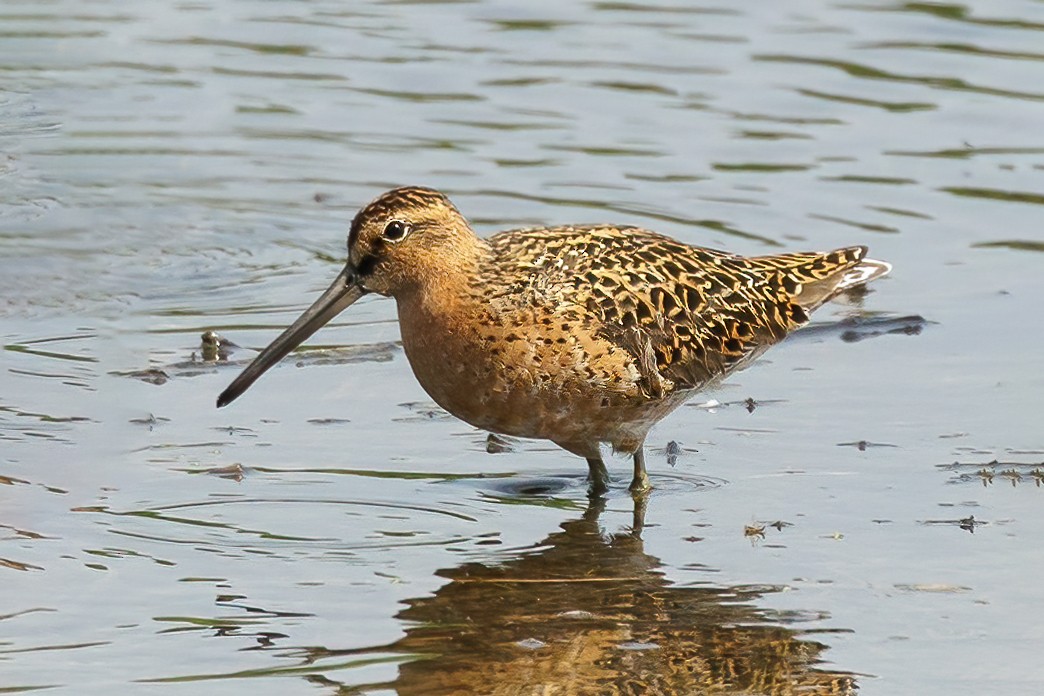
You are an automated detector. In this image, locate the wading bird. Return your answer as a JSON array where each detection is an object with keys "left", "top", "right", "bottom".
[{"left": 217, "top": 187, "right": 890, "bottom": 495}]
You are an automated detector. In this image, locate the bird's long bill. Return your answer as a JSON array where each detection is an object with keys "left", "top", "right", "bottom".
[{"left": 216, "top": 267, "right": 365, "bottom": 408}]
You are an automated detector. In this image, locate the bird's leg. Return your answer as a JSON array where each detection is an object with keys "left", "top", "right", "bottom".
[
  {"left": 586, "top": 456, "right": 611, "bottom": 496},
  {"left": 629, "top": 447, "right": 651, "bottom": 494}
]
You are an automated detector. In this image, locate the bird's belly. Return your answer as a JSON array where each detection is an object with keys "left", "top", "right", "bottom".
[
  {"left": 411, "top": 358, "right": 657, "bottom": 449},
  {"left": 398, "top": 308, "right": 678, "bottom": 453}
]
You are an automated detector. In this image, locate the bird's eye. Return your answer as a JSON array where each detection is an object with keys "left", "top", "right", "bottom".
[{"left": 382, "top": 220, "right": 410, "bottom": 243}]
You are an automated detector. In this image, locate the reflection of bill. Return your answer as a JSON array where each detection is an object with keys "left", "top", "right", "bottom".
[{"left": 351, "top": 498, "right": 856, "bottom": 695}]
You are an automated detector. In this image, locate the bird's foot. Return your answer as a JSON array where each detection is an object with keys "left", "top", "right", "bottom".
[
  {"left": 629, "top": 447, "right": 651, "bottom": 495},
  {"left": 628, "top": 473, "right": 651, "bottom": 495}
]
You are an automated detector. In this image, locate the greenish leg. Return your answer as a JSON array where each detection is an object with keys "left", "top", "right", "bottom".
[
  {"left": 629, "top": 448, "right": 651, "bottom": 494},
  {"left": 586, "top": 456, "right": 611, "bottom": 496}
]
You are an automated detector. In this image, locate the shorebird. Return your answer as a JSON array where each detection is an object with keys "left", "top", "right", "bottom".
[{"left": 217, "top": 186, "right": 890, "bottom": 495}]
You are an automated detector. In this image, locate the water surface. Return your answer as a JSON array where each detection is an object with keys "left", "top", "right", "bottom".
[{"left": 2, "top": 1, "right": 1042, "bottom": 694}]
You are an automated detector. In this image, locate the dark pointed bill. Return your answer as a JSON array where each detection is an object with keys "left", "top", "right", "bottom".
[{"left": 216, "top": 266, "right": 365, "bottom": 408}]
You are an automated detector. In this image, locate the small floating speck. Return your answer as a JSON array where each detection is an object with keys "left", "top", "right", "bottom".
[
  {"left": 485, "top": 432, "right": 517, "bottom": 453},
  {"left": 212, "top": 425, "right": 257, "bottom": 437},
  {"left": 200, "top": 331, "right": 237, "bottom": 362},
  {"left": 556, "top": 610, "right": 594, "bottom": 619},
  {"left": 516, "top": 638, "right": 546, "bottom": 650},
  {"left": 0, "top": 557, "right": 44, "bottom": 572},
  {"left": 201, "top": 463, "right": 246, "bottom": 481},
  {"left": 119, "top": 368, "right": 169, "bottom": 385},
  {"left": 921, "top": 516, "right": 985, "bottom": 533},
  {"left": 618, "top": 641, "right": 659, "bottom": 651},
  {"left": 894, "top": 583, "right": 971, "bottom": 594},
  {"left": 837, "top": 440, "right": 898, "bottom": 450},
  {"left": 653, "top": 439, "right": 695, "bottom": 467},
  {"left": 395, "top": 401, "right": 453, "bottom": 422},
  {"left": 128, "top": 413, "right": 170, "bottom": 429},
  {"left": 744, "top": 524, "right": 765, "bottom": 539}
]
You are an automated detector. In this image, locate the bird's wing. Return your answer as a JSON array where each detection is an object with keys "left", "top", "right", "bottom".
[{"left": 488, "top": 226, "right": 872, "bottom": 396}]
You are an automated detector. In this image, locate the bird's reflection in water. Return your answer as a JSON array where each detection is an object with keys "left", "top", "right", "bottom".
[{"left": 331, "top": 497, "right": 856, "bottom": 695}]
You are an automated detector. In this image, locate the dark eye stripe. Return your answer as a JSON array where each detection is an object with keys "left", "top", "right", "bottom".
[{"left": 356, "top": 254, "right": 378, "bottom": 277}]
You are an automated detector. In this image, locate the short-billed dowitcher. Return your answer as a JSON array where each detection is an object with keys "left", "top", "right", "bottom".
[{"left": 217, "top": 187, "right": 890, "bottom": 494}]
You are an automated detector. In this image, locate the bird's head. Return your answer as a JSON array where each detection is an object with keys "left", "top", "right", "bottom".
[
  {"left": 216, "top": 186, "right": 477, "bottom": 407},
  {"left": 345, "top": 186, "right": 477, "bottom": 297}
]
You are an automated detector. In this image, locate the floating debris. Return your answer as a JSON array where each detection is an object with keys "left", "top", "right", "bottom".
[
  {"left": 486, "top": 433, "right": 517, "bottom": 454},
  {"left": 128, "top": 413, "right": 170, "bottom": 430},
  {"left": 117, "top": 368, "right": 169, "bottom": 385},
  {"left": 619, "top": 641, "right": 660, "bottom": 651},
  {"left": 516, "top": 638, "right": 547, "bottom": 650},
  {"left": 743, "top": 519, "right": 793, "bottom": 544},
  {"left": 665, "top": 440, "right": 683, "bottom": 467},
  {"left": 395, "top": 401, "right": 453, "bottom": 423},
  {"left": 212, "top": 425, "right": 256, "bottom": 437},
  {"left": 204, "top": 463, "right": 246, "bottom": 482},
  {"left": 744, "top": 524, "right": 766, "bottom": 540},
  {"left": 199, "top": 330, "right": 238, "bottom": 362},
  {"left": 690, "top": 397, "right": 786, "bottom": 413},
  {"left": 837, "top": 439, "right": 898, "bottom": 450},
  {"left": 116, "top": 340, "right": 399, "bottom": 385},
  {"left": 937, "top": 459, "right": 1044, "bottom": 487},
  {"left": 307, "top": 418, "right": 352, "bottom": 426},
  {"left": 920, "top": 515, "right": 985, "bottom": 533},
  {"left": 894, "top": 583, "right": 972, "bottom": 594}
]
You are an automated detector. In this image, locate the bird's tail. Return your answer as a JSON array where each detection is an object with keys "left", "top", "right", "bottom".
[
  {"left": 834, "top": 255, "right": 892, "bottom": 293},
  {"left": 751, "top": 246, "right": 892, "bottom": 312},
  {"left": 799, "top": 247, "right": 891, "bottom": 310}
]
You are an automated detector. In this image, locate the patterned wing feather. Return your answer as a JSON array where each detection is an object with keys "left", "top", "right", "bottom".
[{"left": 488, "top": 226, "right": 878, "bottom": 397}]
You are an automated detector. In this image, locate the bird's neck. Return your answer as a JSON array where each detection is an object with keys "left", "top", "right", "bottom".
[
  {"left": 393, "top": 240, "right": 495, "bottom": 415},
  {"left": 396, "top": 235, "right": 492, "bottom": 336}
]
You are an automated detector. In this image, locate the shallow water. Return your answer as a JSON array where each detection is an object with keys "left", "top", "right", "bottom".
[{"left": 2, "top": 1, "right": 1042, "bottom": 694}]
